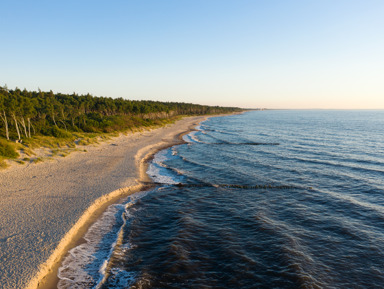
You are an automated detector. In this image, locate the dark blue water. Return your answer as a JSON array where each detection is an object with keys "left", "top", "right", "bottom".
[{"left": 58, "top": 110, "right": 384, "bottom": 288}]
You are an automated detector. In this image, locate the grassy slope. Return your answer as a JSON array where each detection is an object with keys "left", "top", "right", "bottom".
[{"left": 0, "top": 116, "right": 183, "bottom": 169}]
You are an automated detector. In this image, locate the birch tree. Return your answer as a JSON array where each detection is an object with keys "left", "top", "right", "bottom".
[{"left": 0, "top": 92, "right": 10, "bottom": 140}]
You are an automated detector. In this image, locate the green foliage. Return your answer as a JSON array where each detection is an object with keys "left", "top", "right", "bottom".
[
  {"left": 0, "top": 139, "right": 19, "bottom": 158},
  {"left": 0, "top": 85, "right": 241, "bottom": 142},
  {"left": 51, "top": 126, "right": 73, "bottom": 138},
  {"left": 0, "top": 85, "right": 242, "bottom": 164}
]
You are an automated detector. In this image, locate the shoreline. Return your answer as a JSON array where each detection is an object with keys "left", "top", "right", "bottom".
[{"left": 25, "top": 116, "right": 210, "bottom": 289}]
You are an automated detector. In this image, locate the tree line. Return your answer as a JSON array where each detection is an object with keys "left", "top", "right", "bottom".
[{"left": 0, "top": 86, "right": 240, "bottom": 141}]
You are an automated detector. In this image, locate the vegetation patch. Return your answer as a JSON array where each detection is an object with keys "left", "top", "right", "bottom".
[
  {"left": 51, "top": 126, "right": 72, "bottom": 138},
  {"left": 20, "top": 147, "right": 35, "bottom": 157},
  {"left": 0, "top": 86, "right": 240, "bottom": 143},
  {"left": 0, "top": 139, "right": 19, "bottom": 158},
  {"left": 32, "top": 157, "right": 43, "bottom": 164},
  {"left": 0, "top": 86, "right": 242, "bottom": 165},
  {"left": 0, "top": 157, "right": 8, "bottom": 169}
]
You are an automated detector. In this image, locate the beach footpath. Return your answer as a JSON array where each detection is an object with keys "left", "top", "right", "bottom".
[{"left": 0, "top": 116, "right": 206, "bottom": 289}]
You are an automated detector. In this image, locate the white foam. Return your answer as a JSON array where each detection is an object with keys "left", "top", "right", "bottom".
[
  {"left": 182, "top": 133, "right": 192, "bottom": 143},
  {"left": 57, "top": 204, "right": 122, "bottom": 288},
  {"left": 104, "top": 268, "right": 136, "bottom": 287},
  {"left": 147, "top": 148, "right": 184, "bottom": 185},
  {"left": 57, "top": 191, "right": 149, "bottom": 289},
  {"left": 197, "top": 125, "right": 208, "bottom": 134},
  {"left": 182, "top": 131, "right": 201, "bottom": 143}
]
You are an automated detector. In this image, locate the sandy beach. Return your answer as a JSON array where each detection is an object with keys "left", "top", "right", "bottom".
[{"left": 0, "top": 115, "right": 207, "bottom": 289}]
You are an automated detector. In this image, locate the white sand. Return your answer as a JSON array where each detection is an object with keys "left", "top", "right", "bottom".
[{"left": 0, "top": 116, "right": 207, "bottom": 289}]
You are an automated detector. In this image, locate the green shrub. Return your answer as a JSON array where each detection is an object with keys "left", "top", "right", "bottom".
[
  {"left": 0, "top": 139, "right": 19, "bottom": 158},
  {"left": 51, "top": 126, "right": 73, "bottom": 138}
]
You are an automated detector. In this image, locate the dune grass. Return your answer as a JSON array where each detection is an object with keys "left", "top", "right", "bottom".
[
  {"left": 0, "top": 138, "right": 20, "bottom": 159},
  {"left": 0, "top": 115, "right": 183, "bottom": 168},
  {"left": 0, "top": 157, "right": 8, "bottom": 169}
]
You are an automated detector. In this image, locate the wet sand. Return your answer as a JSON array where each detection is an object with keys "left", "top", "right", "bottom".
[{"left": 0, "top": 116, "right": 207, "bottom": 289}]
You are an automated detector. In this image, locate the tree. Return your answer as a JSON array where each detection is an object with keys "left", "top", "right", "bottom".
[
  {"left": 0, "top": 87, "right": 10, "bottom": 140},
  {"left": 0, "top": 86, "right": 240, "bottom": 139},
  {"left": 8, "top": 89, "right": 22, "bottom": 141}
]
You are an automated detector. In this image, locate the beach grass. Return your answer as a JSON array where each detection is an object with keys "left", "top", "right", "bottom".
[
  {"left": 0, "top": 157, "right": 8, "bottom": 169},
  {"left": 32, "top": 157, "right": 43, "bottom": 164},
  {"left": 0, "top": 138, "right": 20, "bottom": 159},
  {"left": 0, "top": 116, "right": 184, "bottom": 168}
]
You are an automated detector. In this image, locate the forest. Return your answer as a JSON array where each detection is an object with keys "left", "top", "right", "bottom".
[{"left": 0, "top": 86, "right": 240, "bottom": 142}]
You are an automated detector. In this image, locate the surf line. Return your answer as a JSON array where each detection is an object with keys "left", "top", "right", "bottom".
[
  {"left": 190, "top": 142, "right": 280, "bottom": 146},
  {"left": 141, "top": 181, "right": 314, "bottom": 191},
  {"left": 210, "top": 142, "right": 280, "bottom": 145},
  {"left": 27, "top": 115, "right": 214, "bottom": 289}
]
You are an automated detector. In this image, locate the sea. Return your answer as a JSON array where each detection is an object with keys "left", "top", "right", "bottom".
[{"left": 57, "top": 110, "right": 384, "bottom": 289}]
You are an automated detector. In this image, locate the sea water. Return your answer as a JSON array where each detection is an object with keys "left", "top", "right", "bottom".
[{"left": 57, "top": 110, "right": 384, "bottom": 288}]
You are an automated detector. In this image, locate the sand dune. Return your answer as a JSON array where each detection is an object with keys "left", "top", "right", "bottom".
[{"left": 0, "top": 116, "right": 207, "bottom": 289}]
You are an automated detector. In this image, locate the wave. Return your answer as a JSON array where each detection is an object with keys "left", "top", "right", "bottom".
[
  {"left": 146, "top": 148, "right": 185, "bottom": 185},
  {"left": 57, "top": 202, "right": 126, "bottom": 288},
  {"left": 51, "top": 111, "right": 384, "bottom": 288},
  {"left": 207, "top": 142, "right": 280, "bottom": 145},
  {"left": 57, "top": 191, "right": 150, "bottom": 288},
  {"left": 142, "top": 181, "right": 302, "bottom": 191},
  {"left": 182, "top": 131, "right": 202, "bottom": 144},
  {"left": 182, "top": 124, "right": 274, "bottom": 147}
]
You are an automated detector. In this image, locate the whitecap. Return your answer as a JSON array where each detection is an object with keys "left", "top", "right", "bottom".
[{"left": 147, "top": 148, "right": 184, "bottom": 185}]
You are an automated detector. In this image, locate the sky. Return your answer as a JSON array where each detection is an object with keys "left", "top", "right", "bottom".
[{"left": 1, "top": 0, "right": 383, "bottom": 109}]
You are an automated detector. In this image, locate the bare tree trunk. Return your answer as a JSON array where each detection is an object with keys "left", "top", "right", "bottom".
[
  {"left": 52, "top": 114, "right": 57, "bottom": 127},
  {"left": 59, "top": 120, "right": 67, "bottom": 131},
  {"left": 30, "top": 121, "right": 36, "bottom": 135},
  {"left": 1, "top": 110, "right": 10, "bottom": 140},
  {"left": 27, "top": 118, "right": 31, "bottom": 138},
  {"left": 12, "top": 113, "right": 21, "bottom": 141},
  {"left": 51, "top": 109, "right": 58, "bottom": 127},
  {"left": 19, "top": 117, "right": 28, "bottom": 138}
]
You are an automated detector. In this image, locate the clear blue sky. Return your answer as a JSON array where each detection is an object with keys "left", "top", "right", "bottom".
[{"left": 1, "top": 0, "right": 383, "bottom": 109}]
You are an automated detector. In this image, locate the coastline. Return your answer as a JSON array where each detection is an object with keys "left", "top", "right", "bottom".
[
  {"left": 0, "top": 115, "right": 212, "bottom": 289},
  {"left": 32, "top": 116, "right": 204, "bottom": 289}
]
